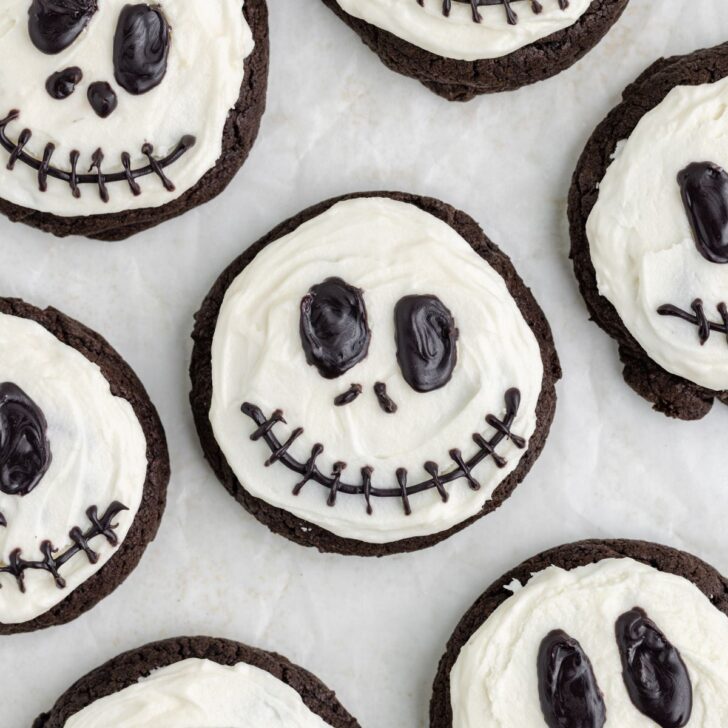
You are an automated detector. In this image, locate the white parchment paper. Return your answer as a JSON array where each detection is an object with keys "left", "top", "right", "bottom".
[{"left": 2, "top": 2, "right": 728, "bottom": 726}]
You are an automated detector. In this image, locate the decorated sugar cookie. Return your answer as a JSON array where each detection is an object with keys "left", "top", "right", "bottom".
[
  {"left": 320, "top": 0, "right": 629, "bottom": 100},
  {"left": 431, "top": 540, "right": 728, "bottom": 727},
  {"left": 0, "top": 0, "right": 268, "bottom": 240},
  {"left": 570, "top": 42, "right": 728, "bottom": 419},
  {"left": 33, "top": 636, "right": 360, "bottom": 728},
  {"left": 0, "top": 298, "right": 169, "bottom": 634},
  {"left": 190, "top": 192, "right": 560, "bottom": 556}
]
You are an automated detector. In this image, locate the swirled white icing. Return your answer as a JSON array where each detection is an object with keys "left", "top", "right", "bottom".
[
  {"left": 63, "top": 658, "right": 331, "bottom": 728},
  {"left": 0, "top": 0, "right": 254, "bottom": 216},
  {"left": 209, "top": 197, "right": 544, "bottom": 543},
  {"left": 333, "top": 0, "right": 591, "bottom": 61},
  {"left": 450, "top": 558, "right": 728, "bottom": 727},
  {"left": 0, "top": 312, "right": 147, "bottom": 625}
]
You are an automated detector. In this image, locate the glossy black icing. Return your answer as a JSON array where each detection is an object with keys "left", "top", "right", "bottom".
[
  {"left": 0, "top": 382, "right": 52, "bottom": 497},
  {"left": 394, "top": 295, "right": 458, "bottom": 393},
  {"left": 300, "top": 277, "right": 371, "bottom": 379},
  {"left": 616, "top": 607, "right": 692, "bottom": 728},
  {"left": 678, "top": 162, "right": 728, "bottom": 264},
  {"left": 334, "top": 383, "right": 362, "bottom": 406},
  {"left": 420, "top": 0, "right": 568, "bottom": 25},
  {"left": 87, "top": 81, "right": 118, "bottom": 119},
  {"left": 373, "top": 382, "right": 398, "bottom": 413},
  {"left": 28, "top": 0, "right": 98, "bottom": 54},
  {"left": 45, "top": 66, "right": 83, "bottom": 100},
  {"left": 537, "top": 630, "right": 606, "bottom": 728},
  {"left": 113, "top": 4, "right": 171, "bottom": 95}
]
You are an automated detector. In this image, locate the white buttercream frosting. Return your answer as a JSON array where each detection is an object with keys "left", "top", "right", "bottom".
[
  {"left": 0, "top": 0, "right": 254, "bottom": 216},
  {"left": 450, "top": 557, "right": 728, "bottom": 727},
  {"left": 64, "top": 658, "right": 331, "bottom": 728},
  {"left": 333, "top": 0, "right": 591, "bottom": 61},
  {"left": 0, "top": 312, "right": 147, "bottom": 624},
  {"left": 587, "top": 75, "right": 728, "bottom": 392},
  {"left": 209, "top": 197, "right": 544, "bottom": 543}
]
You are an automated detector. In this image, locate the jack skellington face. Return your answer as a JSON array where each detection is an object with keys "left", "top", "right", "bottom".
[
  {"left": 0, "top": 0, "right": 254, "bottom": 215},
  {"left": 209, "top": 197, "right": 545, "bottom": 544}
]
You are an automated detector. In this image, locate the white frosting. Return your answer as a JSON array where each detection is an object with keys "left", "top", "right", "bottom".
[
  {"left": 210, "top": 197, "right": 543, "bottom": 543},
  {"left": 333, "top": 0, "right": 591, "bottom": 61},
  {"left": 0, "top": 0, "right": 254, "bottom": 216},
  {"left": 450, "top": 558, "right": 728, "bottom": 727},
  {"left": 64, "top": 658, "right": 331, "bottom": 728},
  {"left": 0, "top": 313, "right": 147, "bottom": 624},
  {"left": 587, "top": 75, "right": 728, "bottom": 392}
]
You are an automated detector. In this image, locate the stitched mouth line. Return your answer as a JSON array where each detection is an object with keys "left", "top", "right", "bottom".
[
  {"left": 0, "top": 501, "right": 128, "bottom": 593},
  {"left": 241, "top": 388, "right": 525, "bottom": 516},
  {"left": 0, "top": 110, "right": 196, "bottom": 202},
  {"left": 420, "top": 0, "right": 569, "bottom": 25},
  {"left": 657, "top": 299, "right": 728, "bottom": 346}
]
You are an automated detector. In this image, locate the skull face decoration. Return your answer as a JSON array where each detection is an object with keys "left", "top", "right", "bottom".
[
  {"left": 206, "top": 196, "right": 551, "bottom": 548},
  {"left": 0, "top": 308, "right": 148, "bottom": 627},
  {"left": 0, "top": 0, "right": 255, "bottom": 216}
]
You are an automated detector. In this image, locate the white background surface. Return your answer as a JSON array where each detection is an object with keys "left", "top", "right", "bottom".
[{"left": 2, "top": 1, "right": 728, "bottom": 726}]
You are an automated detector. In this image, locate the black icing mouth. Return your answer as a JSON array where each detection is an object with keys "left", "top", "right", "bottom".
[
  {"left": 241, "top": 388, "right": 525, "bottom": 516},
  {"left": 0, "top": 500, "right": 127, "bottom": 592},
  {"left": 421, "top": 0, "right": 569, "bottom": 25},
  {"left": 0, "top": 109, "right": 196, "bottom": 202},
  {"left": 657, "top": 299, "right": 728, "bottom": 346}
]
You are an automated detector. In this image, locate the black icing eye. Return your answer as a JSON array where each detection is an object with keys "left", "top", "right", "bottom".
[
  {"left": 28, "top": 0, "right": 98, "bottom": 54},
  {"left": 0, "top": 382, "right": 52, "bottom": 497},
  {"left": 300, "top": 277, "right": 371, "bottom": 379},
  {"left": 616, "top": 608, "right": 692, "bottom": 728},
  {"left": 394, "top": 295, "right": 458, "bottom": 393},
  {"left": 537, "top": 630, "right": 607, "bottom": 728},
  {"left": 678, "top": 161, "right": 728, "bottom": 264},
  {"left": 113, "top": 3, "right": 171, "bottom": 95}
]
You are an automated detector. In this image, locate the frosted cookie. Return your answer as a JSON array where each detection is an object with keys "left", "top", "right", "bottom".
[
  {"left": 33, "top": 636, "right": 360, "bottom": 728},
  {"left": 0, "top": 0, "right": 268, "bottom": 240},
  {"left": 319, "top": 0, "right": 629, "bottom": 101},
  {"left": 0, "top": 298, "right": 168, "bottom": 634},
  {"left": 431, "top": 539, "right": 728, "bottom": 727},
  {"left": 570, "top": 43, "right": 728, "bottom": 419},
  {"left": 190, "top": 192, "right": 560, "bottom": 556}
]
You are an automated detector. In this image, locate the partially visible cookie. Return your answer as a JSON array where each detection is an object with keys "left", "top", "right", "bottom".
[
  {"left": 0, "top": 298, "right": 169, "bottom": 634},
  {"left": 569, "top": 42, "right": 728, "bottom": 420},
  {"left": 0, "top": 0, "right": 268, "bottom": 241},
  {"left": 320, "top": 0, "right": 629, "bottom": 101},
  {"left": 431, "top": 539, "right": 728, "bottom": 727},
  {"left": 33, "top": 635, "right": 361, "bottom": 727}
]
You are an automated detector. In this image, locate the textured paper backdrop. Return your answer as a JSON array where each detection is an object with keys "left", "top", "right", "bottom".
[{"left": 2, "top": 2, "right": 728, "bottom": 726}]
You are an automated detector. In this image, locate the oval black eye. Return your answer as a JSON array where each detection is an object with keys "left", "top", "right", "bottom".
[
  {"left": 0, "top": 382, "right": 52, "bottom": 497},
  {"left": 394, "top": 295, "right": 458, "bottom": 393},
  {"left": 28, "top": 0, "right": 98, "bottom": 54},
  {"left": 300, "top": 277, "right": 371, "bottom": 379},
  {"left": 616, "top": 608, "right": 692, "bottom": 728},
  {"left": 537, "top": 630, "right": 606, "bottom": 728},
  {"left": 678, "top": 161, "right": 728, "bottom": 264},
  {"left": 113, "top": 4, "right": 171, "bottom": 95}
]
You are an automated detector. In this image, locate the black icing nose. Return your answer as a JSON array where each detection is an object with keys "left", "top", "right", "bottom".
[{"left": 87, "top": 81, "right": 118, "bottom": 118}]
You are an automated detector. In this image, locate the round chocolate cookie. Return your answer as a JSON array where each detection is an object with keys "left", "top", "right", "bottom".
[
  {"left": 431, "top": 539, "right": 728, "bottom": 727},
  {"left": 190, "top": 191, "right": 561, "bottom": 556},
  {"left": 569, "top": 43, "right": 728, "bottom": 420},
  {"left": 319, "top": 0, "right": 629, "bottom": 101},
  {"left": 0, "top": 297, "right": 169, "bottom": 634},
  {"left": 33, "top": 635, "right": 361, "bottom": 727},
  {"left": 0, "top": 0, "right": 268, "bottom": 241}
]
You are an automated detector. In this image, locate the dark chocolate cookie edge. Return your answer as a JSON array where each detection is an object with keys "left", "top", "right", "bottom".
[
  {"left": 189, "top": 191, "right": 561, "bottom": 557},
  {"left": 0, "top": 298, "right": 170, "bottom": 635}
]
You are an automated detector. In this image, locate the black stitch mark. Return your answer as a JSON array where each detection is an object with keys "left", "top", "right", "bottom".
[
  {"left": 657, "top": 299, "right": 728, "bottom": 346},
  {"left": 0, "top": 501, "right": 128, "bottom": 593},
  {"left": 241, "top": 388, "right": 525, "bottom": 515},
  {"left": 417, "top": 0, "right": 567, "bottom": 24},
  {"left": 0, "top": 110, "right": 195, "bottom": 200}
]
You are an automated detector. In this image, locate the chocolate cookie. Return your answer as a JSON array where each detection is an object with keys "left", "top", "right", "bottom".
[
  {"left": 0, "top": 297, "right": 169, "bottom": 634},
  {"left": 431, "top": 539, "right": 728, "bottom": 727},
  {"left": 190, "top": 191, "right": 561, "bottom": 556},
  {"left": 33, "top": 635, "right": 361, "bottom": 727},
  {"left": 320, "top": 0, "right": 629, "bottom": 101},
  {"left": 569, "top": 43, "right": 728, "bottom": 420},
  {"left": 0, "top": 0, "right": 268, "bottom": 241}
]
